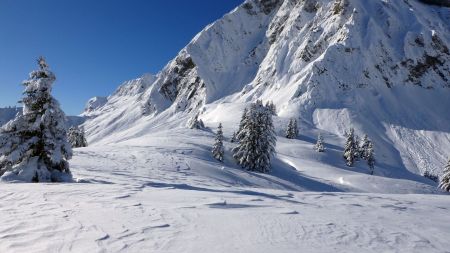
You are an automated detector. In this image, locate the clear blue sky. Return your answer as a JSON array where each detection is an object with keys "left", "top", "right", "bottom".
[{"left": 0, "top": 0, "right": 243, "bottom": 115}]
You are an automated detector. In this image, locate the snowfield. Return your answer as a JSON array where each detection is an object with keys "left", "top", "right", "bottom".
[
  {"left": 1, "top": 126, "right": 449, "bottom": 253},
  {"left": 2, "top": 183, "right": 450, "bottom": 253}
]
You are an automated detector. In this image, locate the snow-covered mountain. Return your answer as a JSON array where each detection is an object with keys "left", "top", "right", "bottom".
[
  {"left": 0, "top": 106, "right": 84, "bottom": 129},
  {"left": 82, "top": 0, "right": 450, "bottom": 185},
  {"left": 0, "top": 107, "right": 21, "bottom": 126}
]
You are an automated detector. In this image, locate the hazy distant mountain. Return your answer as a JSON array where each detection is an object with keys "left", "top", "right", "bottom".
[{"left": 0, "top": 107, "right": 21, "bottom": 126}]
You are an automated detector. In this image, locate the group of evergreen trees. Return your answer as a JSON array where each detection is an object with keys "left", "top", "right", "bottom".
[
  {"left": 285, "top": 117, "right": 325, "bottom": 153},
  {"left": 343, "top": 129, "right": 375, "bottom": 174},
  {"left": 265, "top": 101, "right": 277, "bottom": 116},
  {"left": 212, "top": 105, "right": 450, "bottom": 191},
  {"left": 211, "top": 109, "right": 379, "bottom": 176},
  {"left": 285, "top": 118, "right": 298, "bottom": 139},
  {"left": 212, "top": 100, "right": 276, "bottom": 173},
  {"left": 233, "top": 100, "right": 276, "bottom": 173},
  {"left": 220, "top": 114, "right": 376, "bottom": 175},
  {"left": 67, "top": 126, "right": 88, "bottom": 148}
]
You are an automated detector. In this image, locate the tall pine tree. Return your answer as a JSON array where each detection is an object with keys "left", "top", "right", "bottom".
[
  {"left": 236, "top": 107, "right": 249, "bottom": 143},
  {"left": 366, "top": 142, "right": 375, "bottom": 174},
  {"left": 343, "top": 128, "right": 357, "bottom": 167},
  {"left": 233, "top": 101, "right": 276, "bottom": 173},
  {"left": 0, "top": 57, "right": 72, "bottom": 182},
  {"left": 285, "top": 118, "right": 299, "bottom": 139},
  {"left": 354, "top": 135, "right": 361, "bottom": 160},
  {"left": 230, "top": 131, "right": 238, "bottom": 143},
  {"left": 265, "top": 101, "right": 277, "bottom": 116},
  {"left": 439, "top": 158, "right": 450, "bottom": 192},
  {"left": 212, "top": 123, "right": 224, "bottom": 162},
  {"left": 359, "top": 134, "right": 370, "bottom": 159}
]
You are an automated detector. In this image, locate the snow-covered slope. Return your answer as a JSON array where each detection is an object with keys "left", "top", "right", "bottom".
[
  {"left": 82, "top": 0, "right": 450, "bottom": 186},
  {"left": 2, "top": 143, "right": 450, "bottom": 253},
  {"left": 82, "top": 73, "right": 156, "bottom": 142}
]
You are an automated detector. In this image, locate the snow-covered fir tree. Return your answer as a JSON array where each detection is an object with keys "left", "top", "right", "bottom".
[
  {"left": 187, "top": 113, "right": 205, "bottom": 129},
  {"left": 285, "top": 118, "right": 299, "bottom": 139},
  {"left": 212, "top": 123, "right": 225, "bottom": 162},
  {"left": 354, "top": 135, "right": 361, "bottom": 160},
  {"left": 0, "top": 57, "right": 72, "bottom": 182},
  {"left": 67, "top": 126, "right": 88, "bottom": 148},
  {"left": 315, "top": 133, "right": 325, "bottom": 152},
  {"left": 236, "top": 107, "right": 249, "bottom": 142},
  {"left": 343, "top": 128, "right": 358, "bottom": 167},
  {"left": 439, "top": 158, "right": 450, "bottom": 192},
  {"left": 366, "top": 142, "right": 375, "bottom": 174},
  {"left": 233, "top": 100, "right": 276, "bottom": 173},
  {"left": 265, "top": 101, "right": 277, "bottom": 116},
  {"left": 231, "top": 131, "right": 238, "bottom": 143},
  {"left": 359, "top": 134, "right": 370, "bottom": 159}
]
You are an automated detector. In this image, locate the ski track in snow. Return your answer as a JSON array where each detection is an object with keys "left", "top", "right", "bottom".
[{"left": 0, "top": 143, "right": 449, "bottom": 253}]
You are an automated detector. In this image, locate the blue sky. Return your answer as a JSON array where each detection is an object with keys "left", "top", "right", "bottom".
[{"left": 0, "top": 0, "right": 243, "bottom": 115}]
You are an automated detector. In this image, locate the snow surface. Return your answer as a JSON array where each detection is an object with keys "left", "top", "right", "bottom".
[{"left": 1, "top": 130, "right": 450, "bottom": 252}]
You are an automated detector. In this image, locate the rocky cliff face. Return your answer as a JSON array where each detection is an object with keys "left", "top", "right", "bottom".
[
  {"left": 97, "top": 0, "right": 449, "bottom": 119},
  {"left": 82, "top": 0, "right": 450, "bottom": 175}
]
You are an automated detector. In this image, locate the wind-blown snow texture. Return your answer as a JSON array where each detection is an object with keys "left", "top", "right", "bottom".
[{"left": 1, "top": 140, "right": 450, "bottom": 252}]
